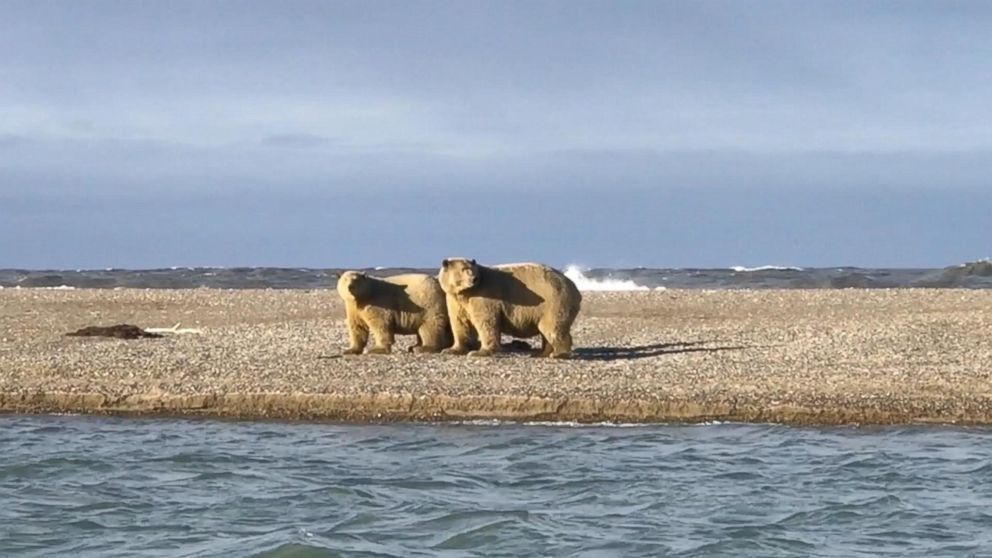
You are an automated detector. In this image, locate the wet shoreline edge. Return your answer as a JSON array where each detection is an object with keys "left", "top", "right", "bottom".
[{"left": 2, "top": 392, "right": 990, "bottom": 427}]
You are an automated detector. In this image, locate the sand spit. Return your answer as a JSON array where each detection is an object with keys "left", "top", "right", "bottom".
[{"left": 2, "top": 288, "right": 991, "bottom": 426}]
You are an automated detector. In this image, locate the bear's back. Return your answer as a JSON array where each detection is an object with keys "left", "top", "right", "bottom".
[
  {"left": 380, "top": 273, "right": 446, "bottom": 309},
  {"left": 481, "top": 263, "right": 580, "bottom": 310},
  {"left": 490, "top": 263, "right": 577, "bottom": 297}
]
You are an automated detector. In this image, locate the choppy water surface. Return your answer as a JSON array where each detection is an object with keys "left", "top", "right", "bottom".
[
  {"left": 2, "top": 416, "right": 991, "bottom": 557},
  {"left": 2, "top": 259, "right": 992, "bottom": 290}
]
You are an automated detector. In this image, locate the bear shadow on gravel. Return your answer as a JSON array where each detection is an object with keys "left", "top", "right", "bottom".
[{"left": 573, "top": 341, "right": 747, "bottom": 361}]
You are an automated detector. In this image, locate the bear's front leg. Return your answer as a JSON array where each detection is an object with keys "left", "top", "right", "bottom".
[
  {"left": 365, "top": 315, "right": 394, "bottom": 354},
  {"left": 442, "top": 301, "right": 473, "bottom": 355},
  {"left": 343, "top": 313, "right": 368, "bottom": 355},
  {"left": 467, "top": 310, "right": 501, "bottom": 358}
]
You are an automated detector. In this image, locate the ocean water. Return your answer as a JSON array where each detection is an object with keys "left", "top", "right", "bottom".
[
  {"left": 2, "top": 416, "right": 991, "bottom": 557},
  {"left": 2, "top": 259, "right": 992, "bottom": 291}
]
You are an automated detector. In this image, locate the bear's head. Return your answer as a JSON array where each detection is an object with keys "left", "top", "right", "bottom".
[
  {"left": 336, "top": 270, "right": 373, "bottom": 302},
  {"left": 438, "top": 258, "right": 479, "bottom": 294}
]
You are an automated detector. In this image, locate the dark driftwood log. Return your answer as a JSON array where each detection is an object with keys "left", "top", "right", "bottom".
[{"left": 66, "top": 324, "right": 163, "bottom": 339}]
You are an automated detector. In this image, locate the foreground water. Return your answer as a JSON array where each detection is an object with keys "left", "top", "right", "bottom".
[{"left": 2, "top": 416, "right": 990, "bottom": 557}]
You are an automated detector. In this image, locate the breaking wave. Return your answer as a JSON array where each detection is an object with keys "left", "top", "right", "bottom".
[
  {"left": 563, "top": 265, "right": 657, "bottom": 291},
  {"left": 731, "top": 265, "right": 804, "bottom": 272}
]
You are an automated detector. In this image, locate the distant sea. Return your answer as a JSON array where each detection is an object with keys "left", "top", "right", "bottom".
[
  {"left": 2, "top": 416, "right": 991, "bottom": 557},
  {"left": 2, "top": 260, "right": 991, "bottom": 290}
]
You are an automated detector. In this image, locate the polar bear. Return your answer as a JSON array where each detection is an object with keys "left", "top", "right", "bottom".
[
  {"left": 438, "top": 259, "right": 581, "bottom": 358},
  {"left": 336, "top": 271, "right": 450, "bottom": 354}
]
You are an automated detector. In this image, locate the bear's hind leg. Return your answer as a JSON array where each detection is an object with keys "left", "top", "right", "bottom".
[
  {"left": 549, "top": 330, "right": 573, "bottom": 359},
  {"left": 539, "top": 318, "right": 573, "bottom": 359},
  {"left": 413, "top": 321, "right": 447, "bottom": 354},
  {"left": 532, "top": 334, "right": 552, "bottom": 358}
]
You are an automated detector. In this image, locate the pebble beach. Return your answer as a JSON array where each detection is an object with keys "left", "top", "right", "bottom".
[{"left": 1, "top": 288, "right": 990, "bottom": 425}]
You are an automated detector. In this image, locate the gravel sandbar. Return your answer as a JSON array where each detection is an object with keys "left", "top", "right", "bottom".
[{"left": 1, "top": 288, "right": 990, "bottom": 425}]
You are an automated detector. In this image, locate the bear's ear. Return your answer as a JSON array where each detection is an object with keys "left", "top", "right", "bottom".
[
  {"left": 442, "top": 259, "right": 451, "bottom": 268},
  {"left": 469, "top": 259, "right": 476, "bottom": 265}
]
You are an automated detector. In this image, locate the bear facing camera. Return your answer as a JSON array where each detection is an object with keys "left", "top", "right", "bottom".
[{"left": 438, "top": 258, "right": 581, "bottom": 358}]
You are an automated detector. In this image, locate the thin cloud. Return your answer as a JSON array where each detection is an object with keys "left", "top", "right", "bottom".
[
  {"left": 2, "top": 1, "right": 991, "bottom": 267},
  {"left": 2, "top": 2, "right": 992, "bottom": 154},
  {"left": 261, "top": 133, "right": 334, "bottom": 149}
]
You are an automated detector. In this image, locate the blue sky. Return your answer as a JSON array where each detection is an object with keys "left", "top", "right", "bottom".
[{"left": 1, "top": 1, "right": 990, "bottom": 269}]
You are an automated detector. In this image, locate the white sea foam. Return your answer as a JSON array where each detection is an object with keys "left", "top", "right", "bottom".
[
  {"left": 448, "top": 419, "right": 647, "bottom": 427},
  {"left": 564, "top": 265, "right": 661, "bottom": 292},
  {"left": 730, "top": 265, "right": 804, "bottom": 272},
  {"left": 957, "top": 257, "right": 991, "bottom": 267},
  {"left": 521, "top": 421, "right": 646, "bottom": 428},
  {"left": 446, "top": 419, "right": 736, "bottom": 427}
]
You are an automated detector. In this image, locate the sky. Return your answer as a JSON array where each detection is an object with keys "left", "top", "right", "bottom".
[{"left": 1, "top": 0, "right": 990, "bottom": 269}]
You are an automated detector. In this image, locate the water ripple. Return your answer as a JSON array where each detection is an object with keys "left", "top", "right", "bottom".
[{"left": 2, "top": 417, "right": 992, "bottom": 557}]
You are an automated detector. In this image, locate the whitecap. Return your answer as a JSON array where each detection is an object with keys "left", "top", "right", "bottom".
[
  {"left": 564, "top": 265, "right": 662, "bottom": 292},
  {"left": 956, "top": 257, "right": 991, "bottom": 267},
  {"left": 447, "top": 419, "right": 646, "bottom": 427},
  {"left": 730, "top": 265, "right": 804, "bottom": 272},
  {"left": 520, "top": 421, "right": 645, "bottom": 428}
]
